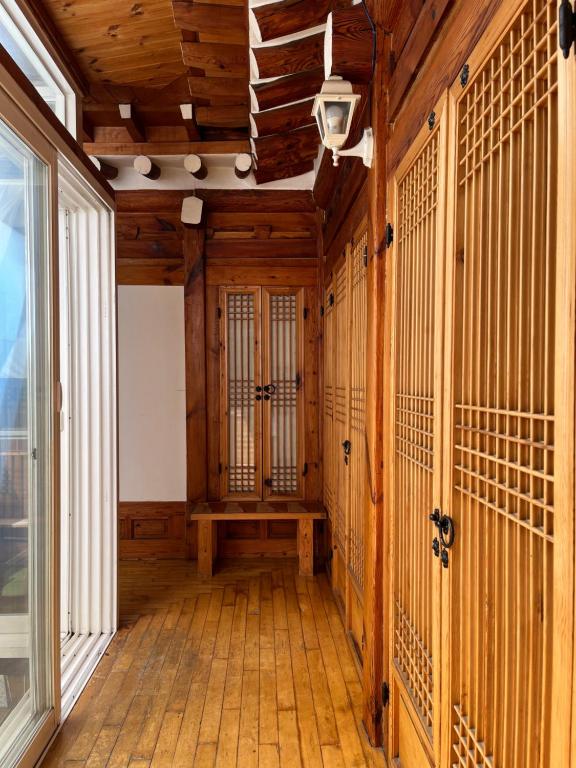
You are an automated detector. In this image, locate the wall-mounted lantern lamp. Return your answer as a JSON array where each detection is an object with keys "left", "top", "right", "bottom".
[{"left": 312, "top": 77, "right": 373, "bottom": 168}]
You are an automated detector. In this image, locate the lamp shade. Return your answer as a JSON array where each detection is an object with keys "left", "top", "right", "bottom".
[{"left": 312, "top": 78, "right": 361, "bottom": 151}]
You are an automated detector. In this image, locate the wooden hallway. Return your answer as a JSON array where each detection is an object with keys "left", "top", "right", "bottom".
[{"left": 42, "top": 561, "right": 385, "bottom": 768}]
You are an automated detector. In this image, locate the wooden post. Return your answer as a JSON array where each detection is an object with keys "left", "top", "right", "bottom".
[
  {"left": 184, "top": 226, "right": 207, "bottom": 559},
  {"left": 362, "top": 0, "right": 388, "bottom": 750},
  {"left": 297, "top": 519, "right": 314, "bottom": 576},
  {"left": 197, "top": 520, "right": 214, "bottom": 577}
]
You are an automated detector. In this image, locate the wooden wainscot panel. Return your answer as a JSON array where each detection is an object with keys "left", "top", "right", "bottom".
[
  {"left": 206, "top": 265, "right": 318, "bottom": 286},
  {"left": 119, "top": 502, "right": 187, "bottom": 559}
]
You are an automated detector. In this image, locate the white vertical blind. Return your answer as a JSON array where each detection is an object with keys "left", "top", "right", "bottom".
[{"left": 58, "top": 160, "right": 116, "bottom": 717}]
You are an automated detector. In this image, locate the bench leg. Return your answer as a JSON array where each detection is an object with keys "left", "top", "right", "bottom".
[
  {"left": 197, "top": 520, "right": 215, "bottom": 577},
  {"left": 298, "top": 519, "right": 314, "bottom": 577}
]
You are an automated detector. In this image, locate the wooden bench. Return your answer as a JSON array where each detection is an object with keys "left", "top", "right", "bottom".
[{"left": 190, "top": 502, "right": 326, "bottom": 577}]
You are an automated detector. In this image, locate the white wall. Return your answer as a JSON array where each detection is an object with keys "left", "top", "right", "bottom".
[{"left": 118, "top": 286, "right": 186, "bottom": 501}]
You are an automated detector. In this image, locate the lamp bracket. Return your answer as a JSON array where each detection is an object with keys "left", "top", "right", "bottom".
[{"left": 332, "top": 127, "right": 374, "bottom": 168}]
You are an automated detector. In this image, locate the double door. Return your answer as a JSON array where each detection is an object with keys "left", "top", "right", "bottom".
[
  {"left": 220, "top": 286, "right": 304, "bottom": 501},
  {"left": 388, "top": 0, "right": 575, "bottom": 765}
]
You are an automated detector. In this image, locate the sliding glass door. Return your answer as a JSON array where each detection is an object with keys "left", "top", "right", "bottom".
[{"left": 0, "top": 118, "right": 54, "bottom": 768}]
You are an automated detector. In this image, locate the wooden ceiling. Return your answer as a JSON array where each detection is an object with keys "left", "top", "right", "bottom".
[
  {"left": 39, "top": 0, "right": 368, "bottom": 185},
  {"left": 248, "top": 1, "right": 330, "bottom": 184}
]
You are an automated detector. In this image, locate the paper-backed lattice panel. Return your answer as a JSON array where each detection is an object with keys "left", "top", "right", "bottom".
[
  {"left": 394, "top": 131, "right": 439, "bottom": 738},
  {"left": 268, "top": 294, "right": 298, "bottom": 495},
  {"left": 333, "top": 262, "right": 349, "bottom": 553},
  {"left": 226, "top": 293, "right": 257, "bottom": 495},
  {"left": 323, "top": 283, "right": 335, "bottom": 519},
  {"left": 450, "top": 1, "right": 557, "bottom": 764},
  {"left": 348, "top": 231, "right": 368, "bottom": 592}
]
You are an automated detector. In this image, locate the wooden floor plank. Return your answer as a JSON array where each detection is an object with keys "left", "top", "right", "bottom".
[{"left": 42, "top": 559, "right": 383, "bottom": 768}]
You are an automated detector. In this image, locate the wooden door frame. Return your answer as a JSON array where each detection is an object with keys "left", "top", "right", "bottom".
[{"left": 0, "top": 84, "right": 61, "bottom": 766}]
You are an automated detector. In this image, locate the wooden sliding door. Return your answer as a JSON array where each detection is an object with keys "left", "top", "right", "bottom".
[
  {"left": 322, "top": 221, "right": 369, "bottom": 658},
  {"left": 322, "top": 281, "right": 335, "bottom": 523},
  {"left": 332, "top": 258, "right": 350, "bottom": 605},
  {"left": 386, "top": 0, "right": 575, "bottom": 765},
  {"left": 443, "top": 1, "right": 565, "bottom": 764},
  {"left": 220, "top": 286, "right": 304, "bottom": 501},
  {"left": 388, "top": 97, "right": 447, "bottom": 767}
]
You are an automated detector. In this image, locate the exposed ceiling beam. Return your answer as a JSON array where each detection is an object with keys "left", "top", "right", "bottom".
[
  {"left": 251, "top": 32, "right": 324, "bottom": 79},
  {"left": 187, "top": 76, "right": 248, "bottom": 105},
  {"left": 181, "top": 42, "right": 249, "bottom": 77},
  {"left": 251, "top": 99, "right": 315, "bottom": 138},
  {"left": 83, "top": 140, "right": 251, "bottom": 156},
  {"left": 173, "top": 2, "right": 247, "bottom": 44},
  {"left": 252, "top": 0, "right": 330, "bottom": 43},
  {"left": 251, "top": 67, "right": 324, "bottom": 112}
]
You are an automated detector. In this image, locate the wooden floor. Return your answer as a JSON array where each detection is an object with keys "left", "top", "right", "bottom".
[{"left": 42, "top": 559, "right": 385, "bottom": 768}]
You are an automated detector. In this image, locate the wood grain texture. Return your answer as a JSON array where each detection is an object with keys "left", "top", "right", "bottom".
[
  {"left": 119, "top": 502, "right": 188, "bottom": 560},
  {"left": 251, "top": 68, "right": 325, "bottom": 112},
  {"left": 41, "top": 560, "right": 386, "bottom": 768},
  {"left": 184, "top": 228, "right": 208, "bottom": 519},
  {"left": 253, "top": 0, "right": 330, "bottom": 43},
  {"left": 41, "top": 0, "right": 187, "bottom": 88},
  {"left": 252, "top": 100, "right": 315, "bottom": 139},
  {"left": 252, "top": 33, "right": 324, "bottom": 80}
]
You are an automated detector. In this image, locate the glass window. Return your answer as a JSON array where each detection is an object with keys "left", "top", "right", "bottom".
[
  {"left": 0, "top": 118, "right": 53, "bottom": 768},
  {"left": 0, "top": 0, "right": 77, "bottom": 135}
]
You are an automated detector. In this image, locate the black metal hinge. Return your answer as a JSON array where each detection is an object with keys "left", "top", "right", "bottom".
[
  {"left": 385, "top": 223, "right": 394, "bottom": 249},
  {"left": 460, "top": 63, "right": 470, "bottom": 88},
  {"left": 217, "top": 306, "right": 222, "bottom": 319},
  {"left": 363, "top": 245, "right": 368, "bottom": 268},
  {"left": 381, "top": 682, "right": 390, "bottom": 708},
  {"left": 303, "top": 307, "right": 308, "bottom": 320},
  {"left": 302, "top": 462, "right": 308, "bottom": 477},
  {"left": 329, "top": 292, "right": 335, "bottom": 306},
  {"left": 320, "top": 305, "right": 324, "bottom": 317},
  {"left": 428, "top": 111, "right": 436, "bottom": 131},
  {"left": 218, "top": 462, "right": 222, "bottom": 475},
  {"left": 264, "top": 478, "right": 273, "bottom": 488},
  {"left": 560, "top": 0, "right": 576, "bottom": 57}
]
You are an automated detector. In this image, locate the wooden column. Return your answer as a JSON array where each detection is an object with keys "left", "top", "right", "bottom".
[
  {"left": 197, "top": 520, "right": 215, "bottom": 577},
  {"left": 297, "top": 519, "right": 314, "bottom": 576},
  {"left": 362, "top": 0, "right": 388, "bottom": 749},
  {"left": 184, "top": 226, "right": 207, "bottom": 558}
]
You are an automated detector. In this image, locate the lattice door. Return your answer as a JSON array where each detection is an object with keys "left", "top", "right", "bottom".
[
  {"left": 333, "top": 257, "right": 350, "bottom": 596},
  {"left": 323, "top": 282, "right": 335, "bottom": 521},
  {"left": 220, "top": 288, "right": 262, "bottom": 499},
  {"left": 220, "top": 287, "right": 304, "bottom": 500},
  {"left": 444, "top": 1, "right": 559, "bottom": 765},
  {"left": 348, "top": 229, "right": 368, "bottom": 594},
  {"left": 389, "top": 100, "right": 447, "bottom": 761},
  {"left": 262, "top": 289, "right": 304, "bottom": 499}
]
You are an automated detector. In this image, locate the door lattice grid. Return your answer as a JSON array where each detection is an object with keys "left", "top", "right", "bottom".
[
  {"left": 226, "top": 293, "right": 256, "bottom": 495},
  {"left": 268, "top": 294, "right": 298, "bottom": 495},
  {"left": 323, "top": 284, "right": 335, "bottom": 519},
  {"left": 394, "top": 132, "right": 439, "bottom": 737},
  {"left": 348, "top": 232, "right": 368, "bottom": 592},
  {"left": 450, "top": 1, "right": 557, "bottom": 764},
  {"left": 333, "top": 262, "right": 348, "bottom": 554}
]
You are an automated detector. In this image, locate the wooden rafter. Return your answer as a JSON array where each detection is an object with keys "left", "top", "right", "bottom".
[
  {"left": 252, "top": 0, "right": 330, "bottom": 43},
  {"left": 252, "top": 33, "right": 324, "bottom": 80}
]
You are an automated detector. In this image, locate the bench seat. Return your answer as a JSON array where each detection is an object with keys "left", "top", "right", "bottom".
[{"left": 190, "top": 502, "right": 326, "bottom": 577}]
